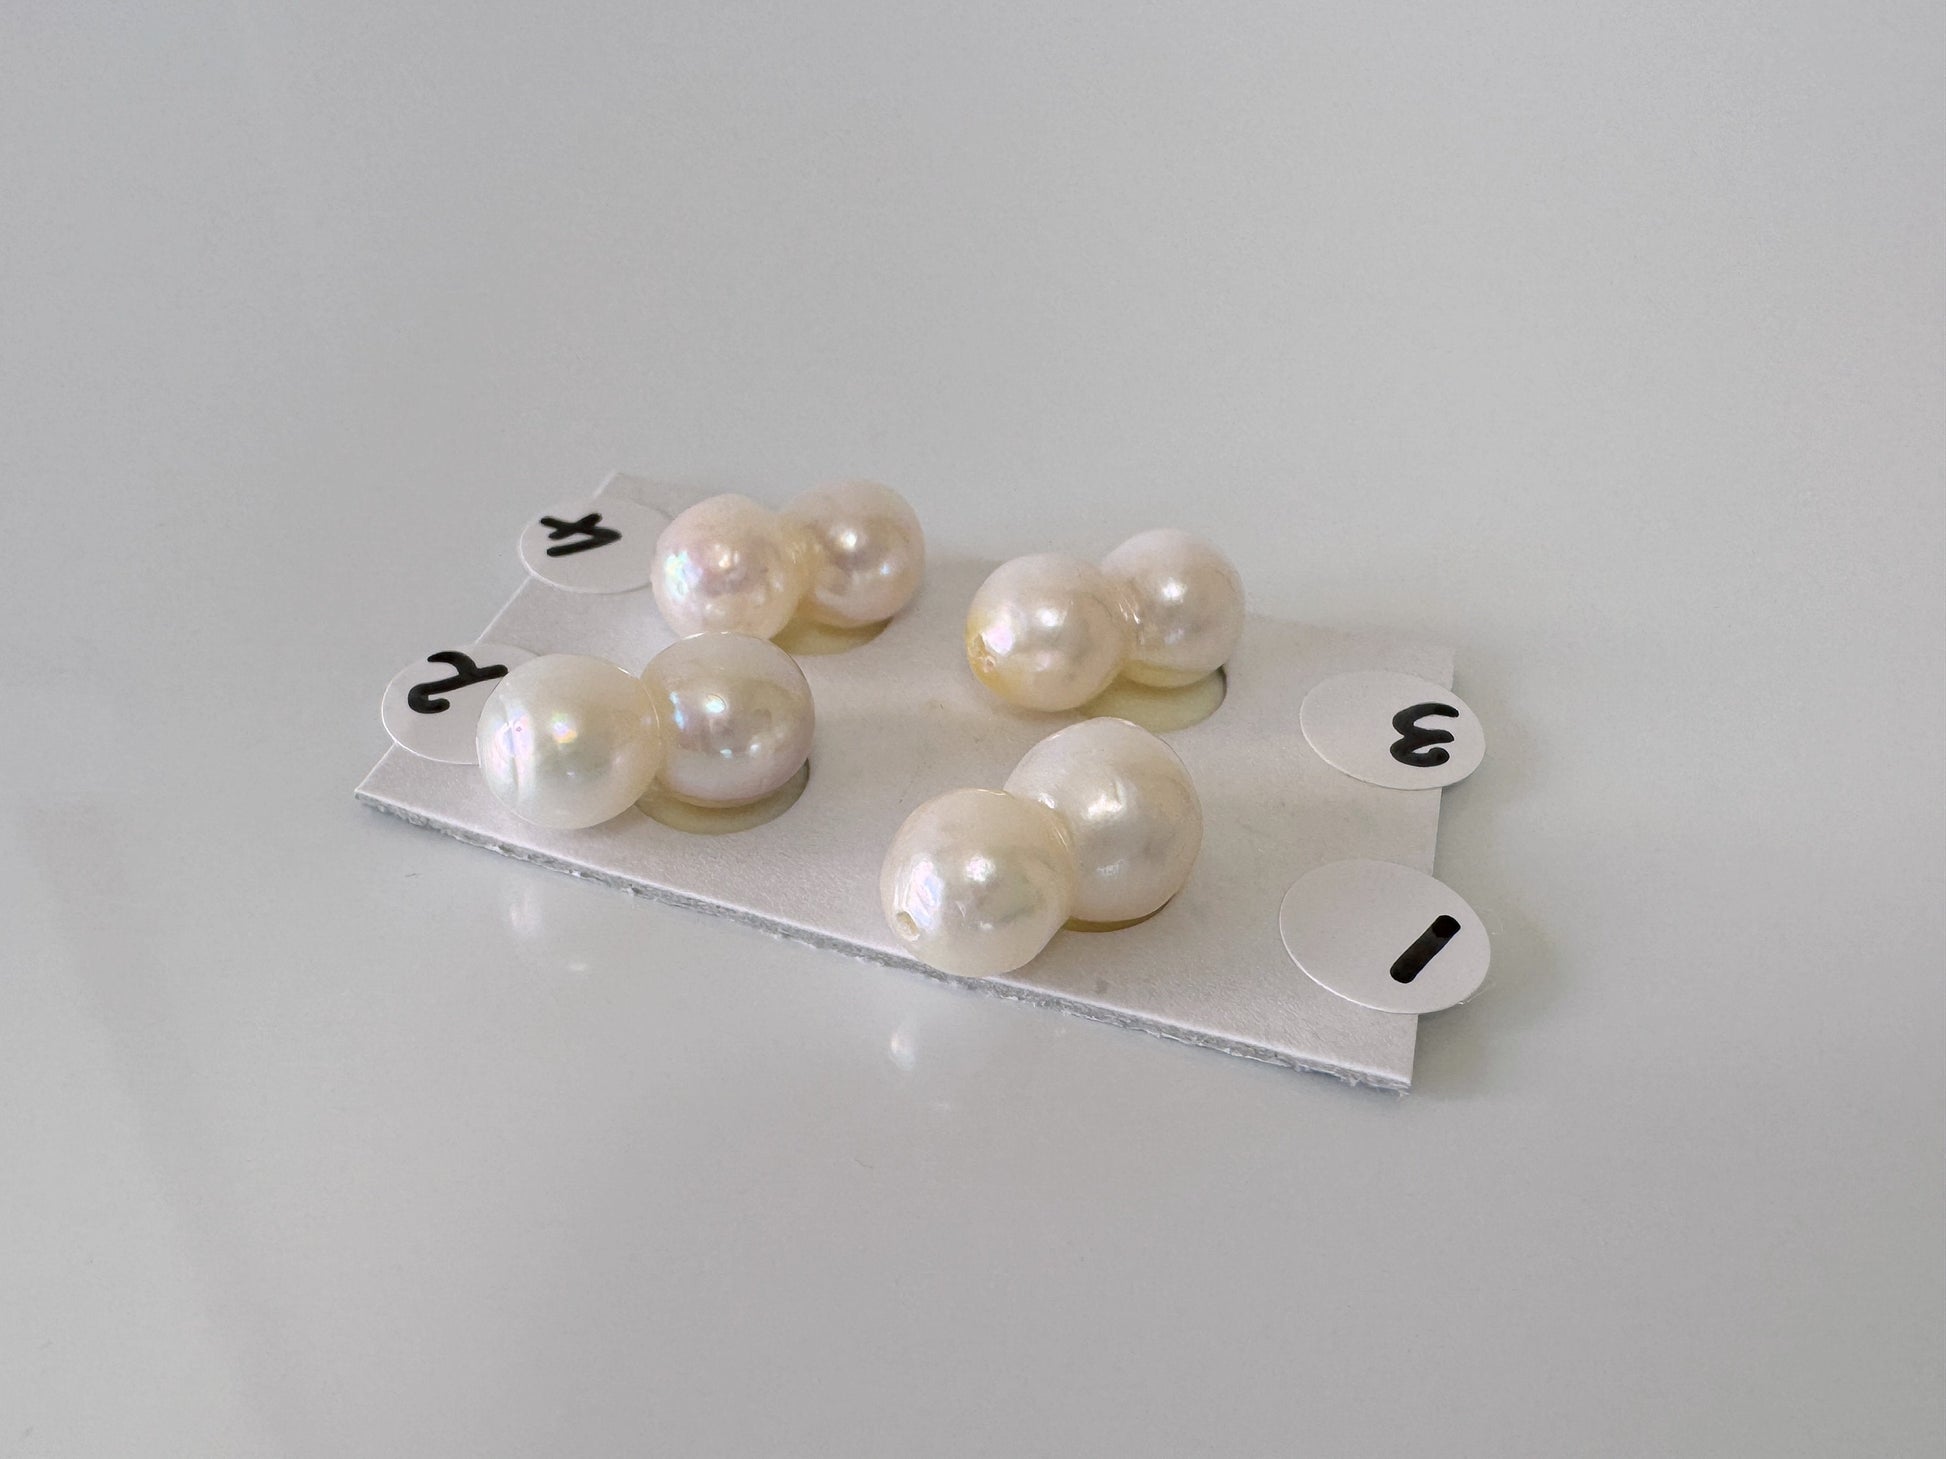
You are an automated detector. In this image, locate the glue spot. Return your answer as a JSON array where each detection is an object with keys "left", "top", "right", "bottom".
[
  {"left": 1080, "top": 666, "right": 1226, "bottom": 732},
  {"left": 773, "top": 616, "right": 889, "bottom": 656},
  {"left": 637, "top": 760, "right": 809, "bottom": 834}
]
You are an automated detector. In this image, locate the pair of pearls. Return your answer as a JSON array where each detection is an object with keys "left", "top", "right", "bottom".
[
  {"left": 965, "top": 529, "right": 1246, "bottom": 712},
  {"left": 652, "top": 481, "right": 926, "bottom": 640},
  {"left": 476, "top": 634, "right": 814, "bottom": 829},
  {"left": 880, "top": 718, "right": 1204, "bottom": 978}
]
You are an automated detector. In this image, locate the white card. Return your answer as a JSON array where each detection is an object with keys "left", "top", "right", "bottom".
[{"left": 357, "top": 475, "right": 1458, "bottom": 1088}]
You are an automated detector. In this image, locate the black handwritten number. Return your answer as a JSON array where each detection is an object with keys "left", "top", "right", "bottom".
[
  {"left": 538, "top": 512, "right": 622, "bottom": 556},
  {"left": 1391, "top": 915, "right": 1462, "bottom": 984},
  {"left": 407, "top": 651, "right": 509, "bottom": 715},
  {"left": 1389, "top": 702, "right": 1460, "bottom": 768}
]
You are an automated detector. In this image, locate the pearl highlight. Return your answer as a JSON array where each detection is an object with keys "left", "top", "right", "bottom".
[
  {"left": 881, "top": 718, "right": 1202, "bottom": 977},
  {"left": 782, "top": 480, "right": 927, "bottom": 629},
  {"left": 653, "top": 482, "right": 924, "bottom": 641},
  {"left": 639, "top": 633, "right": 815, "bottom": 807},
  {"left": 965, "top": 531, "right": 1244, "bottom": 711},
  {"left": 880, "top": 789, "right": 1079, "bottom": 979},
  {"left": 1099, "top": 528, "right": 1246, "bottom": 689},
  {"left": 964, "top": 554, "right": 1129, "bottom": 712},
  {"left": 651, "top": 493, "right": 807, "bottom": 641},
  {"left": 1003, "top": 717, "right": 1203, "bottom": 924},
  {"left": 476, "top": 655, "right": 664, "bottom": 830}
]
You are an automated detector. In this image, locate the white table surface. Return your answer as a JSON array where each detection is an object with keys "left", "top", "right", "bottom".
[{"left": 4, "top": 4, "right": 1941, "bottom": 1455}]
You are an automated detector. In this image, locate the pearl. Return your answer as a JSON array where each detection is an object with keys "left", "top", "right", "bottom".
[
  {"left": 963, "top": 531, "right": 1244, "bottom": 710},
  {"left": 1100, "top": 529, "right": 1245, "bottom": 688},
  {"left": 880, "top": 718, "right": 1207, "bottom": 977},
  {"left": 782, "top": 480, "right": 926, "bottom": 628},
  {"left": 639, "top": 633, "right": 815, "bottom": 807},
  {"left": 1003, "top": 717, "right": 1202, "bottom": 923},
  {"left": 653, "top": 485, "right": 928, "bottom": 642},
  {"left": 881, "top": 788, "right": 1078, "bottom": 978},
  {"left": 964, "top": 554, "right": 1130, "bottom": 712},
  {"left": 476, "top": 654, "right": 662, "bottom": 829},
  {"left": 652, "top": 493, "right": 808, "bottom": 640}
]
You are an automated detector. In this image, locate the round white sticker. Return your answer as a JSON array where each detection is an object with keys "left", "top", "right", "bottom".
[
  {"left": 1299, "top": 669, "right": 1485, "bottom": 790},
  {"left": 380, "top": 642, "right": 535, "bottom": 764},
  {"left": 1279, "top": 859, "right": 1490, "bottom": 1015},
  {"left": 517, "top": 497, "right": 667, "bottom": 593}
]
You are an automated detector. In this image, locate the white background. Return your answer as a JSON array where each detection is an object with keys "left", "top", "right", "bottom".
[{"left": 4, "top": 4, "right": 1941, "bottom": 1455}]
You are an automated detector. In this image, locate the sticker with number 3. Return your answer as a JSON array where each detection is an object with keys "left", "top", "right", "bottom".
[{"left": 1299, "top": 669, "right": 1485, "bottom": 790}]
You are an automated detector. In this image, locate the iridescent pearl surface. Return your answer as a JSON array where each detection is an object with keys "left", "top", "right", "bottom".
[
  {"left": 782, "top": 480, "right": 926, "bottom": 628},
  {"left": 1003, "top": 717, "right": 1202, "bottom": 923},
  {"left": 639, "top": 633, "right": 815, "bottom": 807},
  {"left": 1099, "top": 528, "right": 1245, "bottom": 688},
  {"left": 881, "top": 789, "right": 1078, "bottom": 978},
  {"left": 652, "top": 494, "right": 808, "bottom": 640},
  {"left": 476, "top": 654, "right": 662, "bottom": 829},
  {"left": 964, "top": 554, "right": 1129, "bottom": 712}
]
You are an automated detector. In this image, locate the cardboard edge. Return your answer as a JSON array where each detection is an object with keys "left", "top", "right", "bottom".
[{"left": 352, "top": 783, "right": 1412, "bottom": 1093}]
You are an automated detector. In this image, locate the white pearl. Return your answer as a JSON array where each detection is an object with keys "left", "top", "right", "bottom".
[
  {"left": 782, "top": 480, "right": 926, "bottom": 628},
  {"left": 639, "top": 633, "right": 815, "bottom": 807},
  {"left": 1003, "top": 717, "right": 1202, "bottom": 923},
  {"left": 652, "top": 494, "right": 808, "bottom": 640},
  {"left": 1099, "top": 529, "right": 1245, "bottom": 688},
  {"left": 476, "top": 655, "right": 661, "bottom": 829},
  {"left": 881, "top": 788, "right": 1077, "bottom": 978},
  {"left": 964, "top": 553, "right": 1129, "bottom": 712}
]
